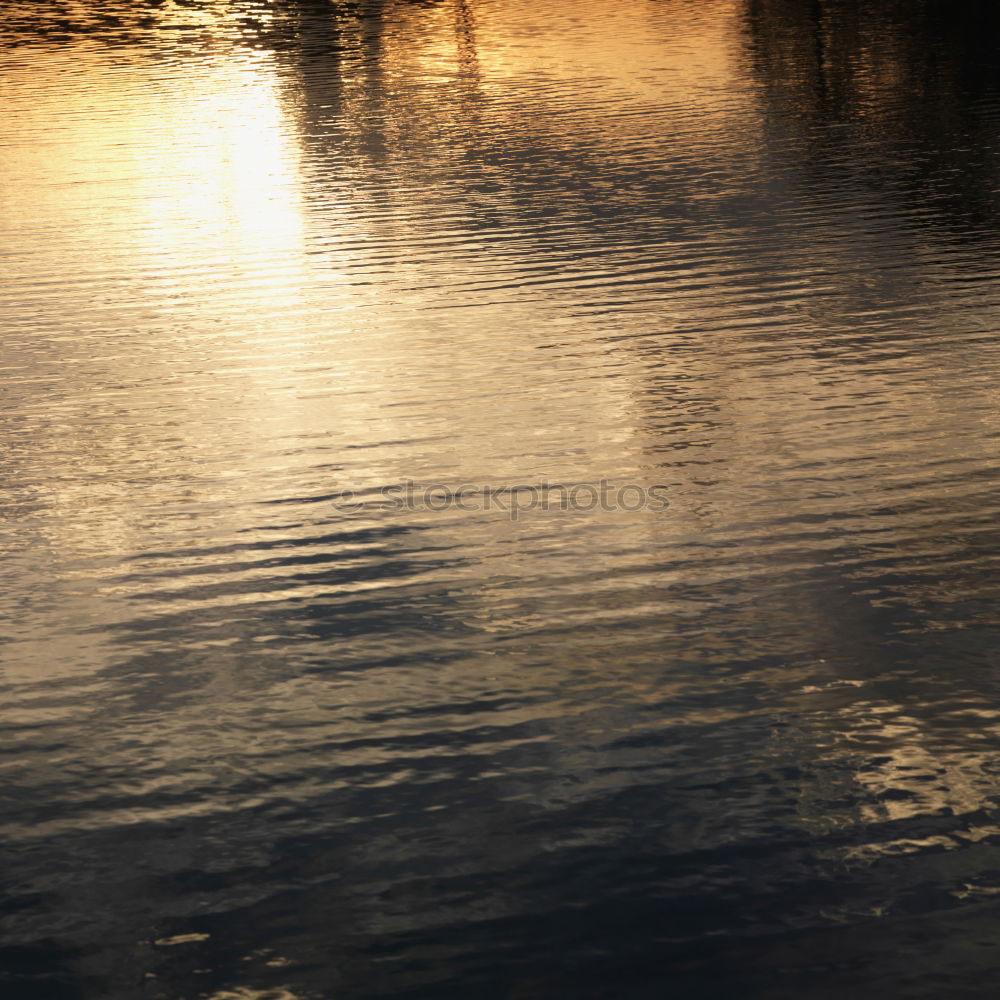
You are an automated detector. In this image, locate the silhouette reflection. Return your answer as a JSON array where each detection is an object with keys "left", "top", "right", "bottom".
[{"left": 745, "top": 0, "right": 1000, "bottom": 234}]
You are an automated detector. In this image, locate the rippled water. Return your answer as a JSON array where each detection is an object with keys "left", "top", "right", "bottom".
[{"left": 2, "top": 1, "right": 1000, "bottom": 997}]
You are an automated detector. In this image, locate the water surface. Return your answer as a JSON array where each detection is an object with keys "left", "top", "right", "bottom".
[{"left": 2, "top": 1, "right": 1000, "bottom": 997}]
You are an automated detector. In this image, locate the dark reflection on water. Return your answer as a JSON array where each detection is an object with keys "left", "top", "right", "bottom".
[
  {"left": 1, "top": 1, "right": 999, "bottom": 998},
  {"left": 746, "top": 0, "right": 1000, "bottom": 235}
]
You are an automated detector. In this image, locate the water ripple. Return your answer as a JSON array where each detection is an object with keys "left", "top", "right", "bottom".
[{"left": 2, "top": 0, "right": 1000, "bottom": 998}]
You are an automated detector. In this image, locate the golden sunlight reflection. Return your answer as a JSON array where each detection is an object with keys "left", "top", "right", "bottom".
[
  {"left": 3, "top": 1, "right": 1000, "bottom": 996},
  {"left": 0, "top": 42, "right": 315, "bottom": 681}
]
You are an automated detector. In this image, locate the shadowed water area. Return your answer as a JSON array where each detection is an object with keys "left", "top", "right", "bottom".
[{"left": 2, "top": 0, "right": 1000, "bottom": 996}]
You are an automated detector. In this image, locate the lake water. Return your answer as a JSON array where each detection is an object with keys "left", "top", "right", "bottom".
[{"left": 2, "top": 1, "right": 999, "bottom": 997}]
